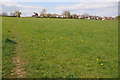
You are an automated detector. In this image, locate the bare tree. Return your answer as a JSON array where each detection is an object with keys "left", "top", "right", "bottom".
[
  {"left": 15, "top": 11, "right": 22, "bottom": 17},
  {"left": 62, "top": 10, "right": 71, "bottom": 18},
  {"left": 72, "top": 14, "right": 78, "bottom": 19},
  {"left": 40, "top": 8, "right": 47, "bottom": 17},
  {"left": 10, "top": 11, "right": 22, "bottom": 17},
  {"left": 46, "top": 13, "right": 51, "bottom": 18}
]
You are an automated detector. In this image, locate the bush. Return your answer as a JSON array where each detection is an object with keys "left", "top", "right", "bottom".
[{"left": 115, "top": 15, "right": 120, "bottom": 20}]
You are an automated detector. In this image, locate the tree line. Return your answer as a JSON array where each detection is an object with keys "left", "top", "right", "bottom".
[
  {"left": 0, "top": 8, "right": 119, "bottom": 20},
  {"left": 0, "top": 11, "right": 22, "bottom": 17},
  {"left": 32, "top": 8, "right": 90, "bottom": 19}
]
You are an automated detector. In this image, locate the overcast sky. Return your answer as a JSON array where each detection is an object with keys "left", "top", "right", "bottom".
[{"left": 0, "top": 0, "right": 119, "bottom": 17}]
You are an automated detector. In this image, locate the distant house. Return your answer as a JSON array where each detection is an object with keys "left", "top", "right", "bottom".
[
  {"left": 30, "top": 11, "right": 114, "bottom": 20},
  {"left": 59, "top": 15, "right": 64, "bottom": 18},
  {"left": 78, "top": 15, "right": 84, "bottom": 19},
  {"left": 32, "top": 12, "right": 38, "bottom": 17}
]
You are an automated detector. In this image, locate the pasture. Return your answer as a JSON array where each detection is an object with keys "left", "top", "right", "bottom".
[{"left": 2, "top": 17, "right": 118, "bottom": 78}]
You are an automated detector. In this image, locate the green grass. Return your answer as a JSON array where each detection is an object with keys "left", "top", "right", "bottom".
[{"left": 2, "top": 17, "right": 118, "bottom": 78}]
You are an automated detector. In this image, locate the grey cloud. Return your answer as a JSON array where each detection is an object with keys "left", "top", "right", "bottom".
[
  {"left": 1, "top": 2, "right": 44, "bottom": 16},
  {"left": 2, "top": 4, "right": 20, "bottom": 12}
]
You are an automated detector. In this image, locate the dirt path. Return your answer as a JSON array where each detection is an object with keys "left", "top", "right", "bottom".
[
  {"left": 10, "top": 18, "right": 26, "bottom": 78},
  {"left": 11, "top": 56, "right": 26, "bottom": 78}
]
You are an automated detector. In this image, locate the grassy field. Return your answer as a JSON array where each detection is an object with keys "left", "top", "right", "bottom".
[{"left": 2, "top": 17, "right": 118, "bottom": 78}]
